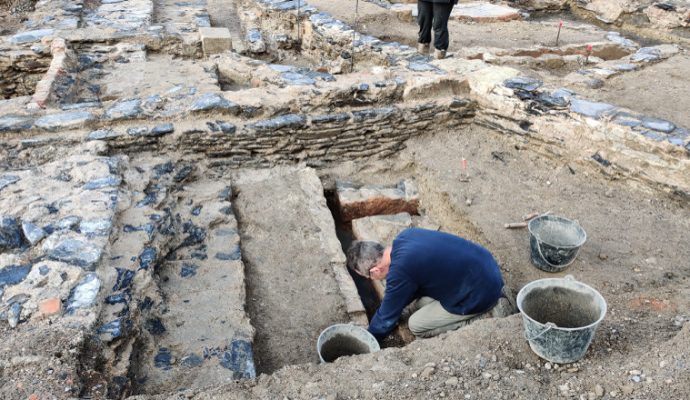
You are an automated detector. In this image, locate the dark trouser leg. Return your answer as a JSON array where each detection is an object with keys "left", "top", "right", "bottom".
[
  {"left": 432, "top": 2, "right": 454, "bottom": 51},
  {"left": 417, "top": 0, "right": 433, "bottom": 44}
]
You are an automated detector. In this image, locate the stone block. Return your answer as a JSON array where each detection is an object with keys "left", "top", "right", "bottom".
[
  {"left": 352, "top": 213, "right": 413, "bottom": 244},
  {"left": 199, "top": 27, "right": 232, "bottom": 56},
  {"left": 336, "top": 179, "right": 420, "bottom": 222}
]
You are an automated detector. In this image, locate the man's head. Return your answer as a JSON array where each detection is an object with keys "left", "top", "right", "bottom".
[{"left": 346, "top": 240, "right": 389, "bottom": 280}]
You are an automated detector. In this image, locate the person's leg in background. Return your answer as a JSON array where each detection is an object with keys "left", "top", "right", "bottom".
[
  {"left": 432, "top": 2, "right": 454, "bottom": 59},
  {"left": 417, "top": 0, "right": 433, "bottom": 54}
]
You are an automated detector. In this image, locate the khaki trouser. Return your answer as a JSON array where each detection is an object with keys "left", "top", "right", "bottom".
[{"left": 407, "top": 287, "right": 516, "bottom": 338}]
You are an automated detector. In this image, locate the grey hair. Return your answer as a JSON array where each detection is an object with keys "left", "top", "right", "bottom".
[{"left": 346, "top": 241, "right": 384, "bottom": 278}]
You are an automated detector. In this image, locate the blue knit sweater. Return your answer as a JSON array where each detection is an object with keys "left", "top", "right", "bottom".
[{"left": 368, "top": 228, "right": 504, "bottom": 340}]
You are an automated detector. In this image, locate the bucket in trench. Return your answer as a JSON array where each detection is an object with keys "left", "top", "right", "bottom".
[
  {"left": 317, "top": 324, "right": 380, "bottom": 363},
  {"left": 517, "top": 275, "right": 607, "bottom": 364},
  {"left": 528, "top": 215, "right": 587, "bottom": 272}
]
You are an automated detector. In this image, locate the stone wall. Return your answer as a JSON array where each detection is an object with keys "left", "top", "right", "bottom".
[
  {"left": 0, "top": 43, "right": 51, "bottom": 99},
  {"left": 101, "top": 100, "right": 476, "bottom": 168}
]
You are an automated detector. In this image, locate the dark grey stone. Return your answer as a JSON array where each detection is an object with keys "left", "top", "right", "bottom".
[
  {"left": 98, "top": 318, "right": 132, "bottom": 340},
  {"left": 105, "top": 99, "right": 143, "bottom": 120},
  {"left": 0, "top": 115, "right": 33, "bottom": 132},
  {"left": 281, "top": 72, "right": 315, "bottom": 86},
  {"left": 56, "top": 216, "right": 81, "bottom": 231},
  {"left": 83, "top": 175, "right": 122, "bottom": 190},
  {"left": 631, "top": 47, "right": 661, "bottom": 63},
  {"left": 612, "top": 112, "right": 642, "bottom": 127},
  {"left": 569, "top": 98, "right": 616, "bottom": 119},
  {"left": 352, "top": 107, "right": 399, "bottom": 122},
  {"left": 605, "top": 32, "right": 637, "bottom": 49},
  {"left": 180, "top": 222, "right": 206, "bottom": 248},
  {"left": 154, "top": 347, "right": 173, "bottom": 370},
  {"left": 215, "top": 244, "right": 241, "bottom": 261},
  {"left": 181, "top": 353, "right": 203, "bottom": 368},
  {"left": 219, "top": 186, "right": 232, "bottom": 201},
  {"left": 145, "top": 317, "right": 166, "bottom": 335},
  {"left": 269, "top": 64, "right": 295, "bottom": 73},
  {"left": 641, "top": 117, "right": 675, "bottom": 133},
  {"left": 142, "top": 95, "right": 164, "bottom": 112},
  {"left": 311, "top": 113, "right": 351, "bottom": 125},
  {"left": 88, "top": 124, "right": 115, "bottom": 145},
  {"left": 639, "top": 129, "right": 666, "bottom": 142},
  {"left": 34, "top": 111, "right": 94, "bottom": 131},
  {"left": 174, "top": 165, "right": 194, "bottom": 182},
  {"left": 10, "top": 29, "right": 54, "bottom": 44},
  {"left": 300, "top": 69, "right": 336, "bottom": 82},
  {"left": 180, "top": 263, "right": 198, "bottom": 277},
  {"left": 216, "top": 121, "right": 236, "bottom": 134},
  {"left": 126, "top": 126, "right": 149, "bottom": 136},
  {"left": 220, "top": 340, "right": 256, "bottom": 379},
  {"left": 613, "top": 63, "right": 638, "bottom": 72},
  {"left": 47, "top": 239, "right": 102, "bottom": 269},
  {"left": 407, "top": 62, "right": 439, "bottom": 73},
  {"left": 80, "top": 218, "right": 112, "bottom": 237},
  {"left": 246, "top": 29, "right": 263, "bottom": 43},
  {"left": 0, "top": 264, "right": 32, "bottom": 287},
  {"left": 504, "top": 77, "right": 543, "bottom": 92},
  {"left": 189, "top": 93, "right": 239, "bottom": 114},
  {"left": 153, "top": 161, "right": 174, "bottom": 177},
  {"left": 0, "top": 216, "right": 23, "bottom": 251},
  {"left": 61, "top": 101, "right": 101, "bottom": 111},
  {"left": 246, "top": 114, "right": 306, "bottom": 132},
  {"left": 21, "top": 221, "right": 46, "bottom": 245},
  {"left": 113, "top": 267, "right": 135, "bottom": 291},
  {"left": 66, "top": 273, "right": 101, "bottom": 313},
  {"left": 7, "top": 302, "right": 22, "bottom": 328},
  {"left": 0, "top": 175, "right": 20, "bottom": 192},
  {"left": 138, "top": 247, "right": 157, "bottom": 270},
  {"left": 150, "top": 123, "right": 175, "bottom": 136}
]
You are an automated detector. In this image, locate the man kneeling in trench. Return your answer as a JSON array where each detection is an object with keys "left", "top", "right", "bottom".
[{"left": 347, "top": 228, "right": 515, "bottom": 340}]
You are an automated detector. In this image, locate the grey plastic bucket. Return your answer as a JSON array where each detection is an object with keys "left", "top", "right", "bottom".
[
  {"left": 517, "top": 276, "right": 606, "bottom": 364},
  {"left": 528, "top": 215, "right": 587, "bottom": 272},
  {"left": 317, "top": 324, "right": 380, "bottom": 363}
]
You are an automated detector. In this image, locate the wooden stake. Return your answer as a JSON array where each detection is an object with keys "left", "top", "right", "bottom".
[{"left": 556, "top": 20, "right": 563, "bottom": 47}]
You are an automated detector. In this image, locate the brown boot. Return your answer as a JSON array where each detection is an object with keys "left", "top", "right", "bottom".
[
  {"left": 417, "top": 43, "right": 430, "bottom": 55},
  {"left": 434, "top": 49, "right": 446, "bottom": 60}
]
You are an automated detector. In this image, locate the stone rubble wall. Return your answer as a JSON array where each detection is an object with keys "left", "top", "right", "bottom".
[
  {"left": 466, "top": 66, "right": 690, "bottom": 199},
  {"left": 0, "top": 41, "right": 52, "bottom": 99},
  {"left": 99, "top": 100, "right": 476, "bottom": 168}
]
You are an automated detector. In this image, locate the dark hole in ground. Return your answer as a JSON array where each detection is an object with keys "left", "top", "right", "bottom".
[
  {"left": 522, "top": 287, "right": 601, "bottom": 328},
  {"left": 219, "top": 77, "right": 252, "bottom": 92},
  {"left": 324, "top": 189, "right": 405, "bottom": 348},
  {"left": 319, "top": 334, "right": 373, "bottom": 362}
]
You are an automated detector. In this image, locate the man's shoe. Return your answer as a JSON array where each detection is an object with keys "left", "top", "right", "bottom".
[
  {"left": 417, "top": 43, "right": 430, "bottom": 55},
  {"left": 434, "top": 49, "right": 446, "bottom": 60}
]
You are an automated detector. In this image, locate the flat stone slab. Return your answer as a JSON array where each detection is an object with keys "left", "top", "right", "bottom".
[
  {"left": 336, "top": 179, "right": 420, "bottom": 222},
  {"left": 452, "top": 2, "right": 521, "bottom": 22},
  {"left": 233, "top": 167, "right": 354, "bottom": 372}
]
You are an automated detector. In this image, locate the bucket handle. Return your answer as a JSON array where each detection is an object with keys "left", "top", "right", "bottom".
[
  {"left": 535, "top": 237, "right": 581, "bottom": 269},
  {"left": 525, "top": 322, "right": 557, "bottom": 341}
]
